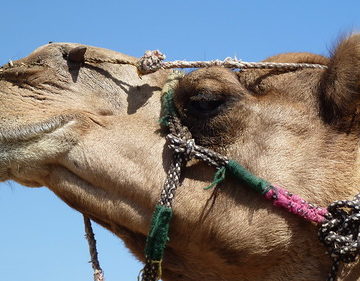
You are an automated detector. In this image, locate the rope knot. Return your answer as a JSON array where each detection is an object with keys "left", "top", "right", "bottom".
[
  {"left": 319, "top": 194, "right": 360, "bottom": 264},
  {"left": 223, "top": 57, "right": 244, "bottom": 68},
  {"left": 166, "top": 134, "right": 195, "bottom": 160},
  {"left": 166, "top": 133, "right": 228, "bottom": 167},
  {"left": 137, "top": 50, "right": 166, "bottom": 75}
]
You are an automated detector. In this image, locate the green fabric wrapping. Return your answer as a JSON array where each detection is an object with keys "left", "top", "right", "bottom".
[
  {"left": 145, "top": 205, "right": 173, "bottom": 261},
  {"left": 159, "top": 89, "right": 176, "bottom": 126},
  {"left": 226, "top": 160, "right": 270, "bottom": 195}
]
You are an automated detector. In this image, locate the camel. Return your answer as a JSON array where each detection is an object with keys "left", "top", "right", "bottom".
[{"left": 1, "top": 34, "right": 360, "bottom": 281}]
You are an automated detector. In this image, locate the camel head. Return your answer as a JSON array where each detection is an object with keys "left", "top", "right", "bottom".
[{"left": 1, "top": 34, "right": 360, "bottom": 280}]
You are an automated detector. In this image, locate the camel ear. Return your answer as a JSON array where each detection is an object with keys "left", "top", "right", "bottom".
[{"left": 320, "top": 34, "right": 360, "bottom": 125}]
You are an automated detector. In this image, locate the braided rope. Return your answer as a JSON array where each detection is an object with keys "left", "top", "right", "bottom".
[
  {"left": 167, "top": 134, "right": 228, "bottom": 167},
  {"left": 318, "top": 194, "right": 360, "bottom": 281},
  {"left": 136, "top": 50, "right": 328, "bottom": 74},
  {"left": 85, "top": 57, "right": 136, "bottom": 66},
  {"left": 265, "top": 185, "right": 328, "bottom": 223},
  {"left": 159, "top": 115, "right": 194, "bottom": 208},
  {"left": 140, "top": 115, "right": 190, "bottom": 281},
  {"left": 80, "top": 48, "right": 327, "bottom": 75},
  {"left": 158, "top": 153, "right": 184, "bottom": 208}
]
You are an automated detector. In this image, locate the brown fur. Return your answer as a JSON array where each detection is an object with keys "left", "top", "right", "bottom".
[
  {"left": 1, "top": 36, "right": 360, "bottom": 280},
  {"left": 320, "top": 34, "right": 360, "bottom": 125}
]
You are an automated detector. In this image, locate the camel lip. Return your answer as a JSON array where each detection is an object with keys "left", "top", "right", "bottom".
[
  {"left": 0, "top": 114, "right": 75, "bottom": 143},
  {"left": 0, "top": 114, "right": 84, "bottom": 185}
]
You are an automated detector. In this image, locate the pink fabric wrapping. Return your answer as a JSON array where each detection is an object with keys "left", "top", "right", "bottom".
[{"left": 264, "top": 185, "right": 328, "bottom": 223}]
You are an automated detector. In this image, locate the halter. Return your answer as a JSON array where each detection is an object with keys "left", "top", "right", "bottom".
[{"left": 75, "top": 48, "right": 360, "bottom": 281}]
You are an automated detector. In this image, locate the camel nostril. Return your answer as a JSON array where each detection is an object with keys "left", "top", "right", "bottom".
[{"left": 67, "top": 46, "right": 87, "bottom": 64}]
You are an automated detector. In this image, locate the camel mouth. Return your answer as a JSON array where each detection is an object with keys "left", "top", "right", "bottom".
[
  {"left": 0, "top": 114, "right": 75, "bottom": 143},
  {"left": 0, "top": 114, "right": 79, "bottom": 184}
]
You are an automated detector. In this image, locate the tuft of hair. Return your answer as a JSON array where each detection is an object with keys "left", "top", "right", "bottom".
[{"left": 319, "top": 34, "right": 360, "bottom": 125}]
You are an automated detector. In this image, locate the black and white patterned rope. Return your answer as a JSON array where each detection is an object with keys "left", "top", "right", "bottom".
[
  {"left": 142, "top": 116, "right": 232, "bottom": 281},
  {"left": 318, "top": 194, "right": 360, "bottom": 281},
  {"left": 158, "top": 153, "right": 184, "bottom": 208},
  {"left": 158, "top": 116, "right": 192, "bottom": 208},
  {"left": 141, "top": 116, "right": 190, "bottom": 281},
  {"left": 158, "top": 106, "right": 235, "bottom": 207},
  {"left": 166, "top": 134, "right": 228, "bottom": 167},
  {"left": 158, "top": 133, "right": 229, "bottom": 207},
  {"left": 141, "top": 153, "right": 184, "bottom": 280}
]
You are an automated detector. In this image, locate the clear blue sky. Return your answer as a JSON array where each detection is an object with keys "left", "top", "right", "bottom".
[{"left": 1, "top": 1, "right": 360, "bottom": 280}]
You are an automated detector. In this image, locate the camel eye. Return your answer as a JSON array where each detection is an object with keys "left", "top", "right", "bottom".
[{"left": 187, "top": 93, "right": 226, "bottom": 118}]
